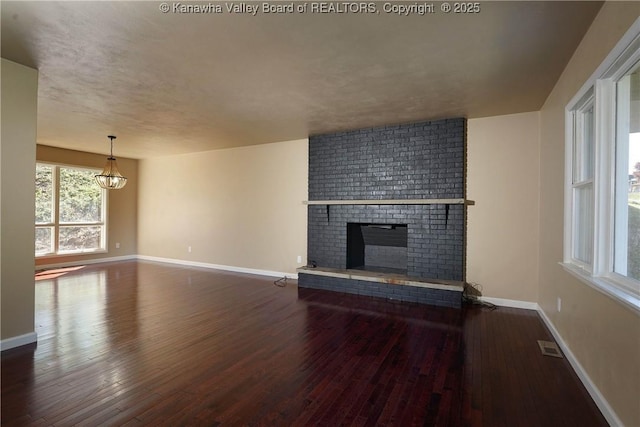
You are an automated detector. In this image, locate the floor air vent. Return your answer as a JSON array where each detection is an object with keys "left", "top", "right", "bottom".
[{"left": 537, "top": 340, "right": 563, "bottom": 358}]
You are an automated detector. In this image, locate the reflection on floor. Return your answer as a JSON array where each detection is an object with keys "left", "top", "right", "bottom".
[{"left": 2, "top": 260, "right": 606, "bottom": 426}]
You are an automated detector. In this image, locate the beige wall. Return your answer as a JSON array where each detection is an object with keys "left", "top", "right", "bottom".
[
  {"left": 467, "top": 112, "right": 540, "bottom": 303},
  {"left": 35, "top": 145, "right": 138, "bottom": 267},
  {"left": 538, "top": 4, "right": 640, "bottom": 426},
  {"left": 1, "top": 59, "right": 38, "bottom": 342},
  {"left": 137, "top": 139, "right": 308, "bottom": 275}
]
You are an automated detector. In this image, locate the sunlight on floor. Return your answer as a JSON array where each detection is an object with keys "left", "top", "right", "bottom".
[{"left": 35, "top": 265, "right": 85, "bottom": 281}]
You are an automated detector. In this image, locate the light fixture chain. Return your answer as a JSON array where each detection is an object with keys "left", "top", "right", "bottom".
[{"left": 108, "top": 135, "right": 116, "bottom": 159}]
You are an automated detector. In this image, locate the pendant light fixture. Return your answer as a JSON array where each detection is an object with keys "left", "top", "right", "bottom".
[{"left": 95, "top": 135, "right": 127, "bottom": 190}]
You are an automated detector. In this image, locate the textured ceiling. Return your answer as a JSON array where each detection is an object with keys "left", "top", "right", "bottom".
[{"left": 2, "top": 1, "right": 602, "bottom": 159}]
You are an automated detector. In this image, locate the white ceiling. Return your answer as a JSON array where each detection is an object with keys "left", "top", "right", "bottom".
[{"left": 2, "top": 1, "right": 602, "bottom": 159}]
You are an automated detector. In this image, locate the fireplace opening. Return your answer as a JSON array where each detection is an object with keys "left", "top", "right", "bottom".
[{"left": 346, "top": 223, "right": 408, "bottom": 275}]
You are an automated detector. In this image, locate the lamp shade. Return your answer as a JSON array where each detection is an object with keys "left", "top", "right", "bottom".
[{"left": 95, "top": 157, "right": 127, "bottom": 189}]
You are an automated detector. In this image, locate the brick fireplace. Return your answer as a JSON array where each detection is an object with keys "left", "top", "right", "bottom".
[{"left": 297, "top": 118, "right": 468, "bottom": 308}]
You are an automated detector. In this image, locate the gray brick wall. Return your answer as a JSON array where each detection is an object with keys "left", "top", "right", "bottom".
[
  {"left": 309, "top": 118, "right": 465, "bottom": 201},
  {"left": 307, "top": 204, "right": 464, "bottom": 281}
]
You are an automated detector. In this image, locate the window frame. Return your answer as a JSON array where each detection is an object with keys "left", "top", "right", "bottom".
[
  {"left": 35, "top": 161, "right": 108, "bottom": 258},
  {"left": 563, "top": 18, "right": 640, "bottom": 313},
  {"left": 568, "top": 90, "right": 595, "bottom": 271}
]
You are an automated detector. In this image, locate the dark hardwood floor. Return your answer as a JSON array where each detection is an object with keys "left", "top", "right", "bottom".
[{"left": 2, "top": 261, "right": 606, "bottom": 426}]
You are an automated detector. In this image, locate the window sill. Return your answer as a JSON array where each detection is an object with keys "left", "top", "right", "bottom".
[
  {"left": 36, "top": 249, "right": 108, "bottom": 259},
  {"left": 560, "top": 262, "right": 640, "bottom": 315}
]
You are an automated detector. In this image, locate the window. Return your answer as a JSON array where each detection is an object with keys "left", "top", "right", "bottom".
[
  {"left": 614, "top": 67, "right": 640, "bottom": 282},
  {"left": 564, "top": 20, "right": 640, "bottom": 311},
  {"left": 570, "top": 91, "right": 595, "bottom": 267},
  {"left": 35, "top": 163, "right": 107, "bottom": 257}
]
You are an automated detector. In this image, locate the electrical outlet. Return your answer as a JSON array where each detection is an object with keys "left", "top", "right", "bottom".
[
  {"left": 557, "top": 297, "right": 562, "bottom": 312},
  {"left": 115, "top": 242, "right": 120, "bottom": 249},
  {"left": 188, "top": 246, "right": 192, "bottom": 253},
  {"left": 297, "top": 255, "right": 302, "bottom": 263}
]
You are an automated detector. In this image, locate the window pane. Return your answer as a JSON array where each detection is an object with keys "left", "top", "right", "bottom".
[
  {"left": 573, "top": 184, "right": 594, "bottom": 264},
  {"left": 35, "top": 164, "right": 54, "bottom": 224},
  {"left": 615, "top": 66, "right": 640, "bottom": 281},
  {"left": 573, "top": 103, "right": 594, "bottom": 183},
  {"left": 59, "top": 167, "right": 103, "bottom": 223},
  {"left": 59, "top": 226, "right": 102, "bottom": 252},
  {"left": 629, "top": 181, "right": 640, "bottom": 280},
  {"left": 35, "top": 227, "right": 54, "bottom": 255}
]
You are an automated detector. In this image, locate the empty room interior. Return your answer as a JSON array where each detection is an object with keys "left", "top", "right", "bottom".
[{"left": 2, "top": 1, "right": 639, "bottom": 426}]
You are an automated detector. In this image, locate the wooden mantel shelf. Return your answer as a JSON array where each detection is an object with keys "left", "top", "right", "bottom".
[{"left": 303, "top": 198, "right": 475, "bottom": 206}]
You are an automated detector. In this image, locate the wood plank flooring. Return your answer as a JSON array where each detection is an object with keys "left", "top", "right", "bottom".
[{"left": 2, "top": 261, "right": 606, "bottom": 426}]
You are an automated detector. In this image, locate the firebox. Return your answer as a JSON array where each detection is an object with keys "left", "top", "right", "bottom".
[{"left": 346, "top": 223, "right": 408, "bottom": 274}]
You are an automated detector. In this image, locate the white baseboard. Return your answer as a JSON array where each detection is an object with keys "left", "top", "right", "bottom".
[
  {"left": 1, "top": 332, "right": 37, "bottom": 351},
  {"left": 36, "top": 254, "right": 299, "bottom": 279},
  {"left": 478, "top": 296, "right": 539, "bottom": 310},
  {"left": 36, "top": 255, "right": 137, "bottom": 271},
  {"left": 136, "top": 255, "right": 298, "bottom": 280},
  {"left": 537, "top": 308, "right": 622, "bottom": 427}
]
